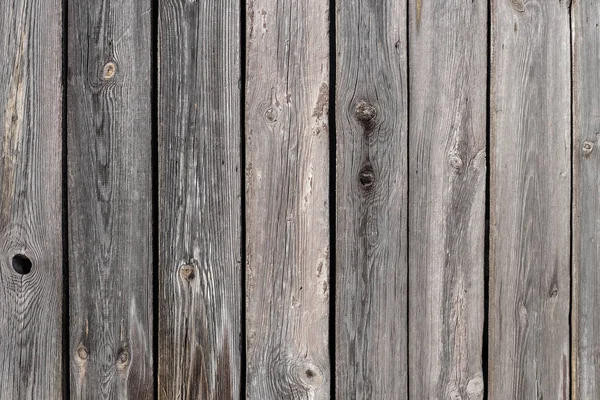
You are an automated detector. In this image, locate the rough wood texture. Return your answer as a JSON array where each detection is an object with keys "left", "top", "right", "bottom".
[
  {"left": 0, "top": 1, "right": 63, "bottom": 397},
  {"left": 572, "top": 1, "right": 600, "bottom": 398},
  {"left": 408, "top": 1, "right": 487, "bottom": 398},
  {"left": 335, "top": 1, "right": 408, "bottom": 398},
  {"left": 158, "top": 1, "right": 242, "bottom": 398},
  {"left": 68, "top": 0, "right": 153, "bottom": 397},
  {"left": 489, "top": 1, "right": 570, "bottom": 398},
  {"left": 245, "top": 0, "right": 330, "bottom": 397}
]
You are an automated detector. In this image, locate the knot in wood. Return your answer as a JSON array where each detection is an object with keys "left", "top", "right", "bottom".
[
  {"left": 76, "top": 345, "right": 89, "bottom": 360},
  {"left": 264, "top": 107, "right": 278, "bottom": 123},
  {"left": 449, "top": 154, "right": 464, "bottom": 171},
  {"left": 355, "top": 100, "right": 377, "bottom": 122},
  {"left": 295, "top": 362, "right": 324, "bottom": 389},
  {"left": 583, "top": 140, "right": 594, "bottom": 157},
  {"left": 180, "top": 263, "right": 195, "bottom": 280},
  {"left": 103, "top": 62, "right": 117, "bottom": 80},
  {"left": 117, "top": 349, "right": 129, "bottom": 366},
  {"left": 358, "top": 164, "right": 376, "bottom": 189}
]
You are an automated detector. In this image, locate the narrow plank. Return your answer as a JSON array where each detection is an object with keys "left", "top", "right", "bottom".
[
  {"left": 408, "top": 1, "right": 487, "bottom": 398},
  {"left": 0, "top": 0, "right": 63, "bottom": 397},
  {"left": 245, "top": 0, "right": 330, "bottom": 397},
  {"left": 157, "top": 0, "right": 242, "bottom": 398},
  {"left": 68, "top": 0, "right": 153, "bottom": 397},
  {"left": 489, "top": 1, "right": 570, "bottom": 398},
  {"left": 572, "top": 1, "right": 600, "bottom": 398},
  {"left": 335, "top": 1, "right": 408, "bottom": 398}
]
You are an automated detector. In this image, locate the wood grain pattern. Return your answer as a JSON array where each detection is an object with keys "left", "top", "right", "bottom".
[
  {"left": 489, "top": 1, "right": 570, "bottom": 398},
  {"left": 67, "top": 0, "right": 153, "bottom": 397},
  {"left": 158, "top": 0, "right": 242, "bottom": 398},
  {"left": 245, "top": 0, "right": 330, "bottom": 397},
  {"left": 0, "top": 0, "right": 63, "bottom": 397},
  {"left": 572, "top": 1, "right": 600, "bottom": 398},
  {"left": 408, "top": 1, "right": 487, "bottom": 398},
  {"left": 335, "top": 1, "right": 408, "bottom": 398}
]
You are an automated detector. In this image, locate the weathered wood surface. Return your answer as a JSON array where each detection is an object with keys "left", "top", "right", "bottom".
[
  {"left": 408, "top": 1, "right": 487, "bottom": 398},
  {"left": 335, "top": 1, "right": 408, "bottom": 398},
  {"left": 0, "top": 0, "right": 63, "bottom": 397},
  {"left": 67, "top": 0, "right": 153, "bottom": 397},
  {"left": 489, "top": 1, "right": 571, "bottom": 398},
  {"left": 573, "top": 1, "right": 600, "bottom": 398},
  {"left": 245, "top": 0, "right": 330, "bottom": 397},
  {"left": 158, "top": 0, "right": 242, "bottom": 398}
]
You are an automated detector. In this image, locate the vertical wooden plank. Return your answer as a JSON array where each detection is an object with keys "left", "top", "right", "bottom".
[
  {"left": 408, "top": 0, "right": 487, "bottom": 398},
  {"left": 489, "top": 1, "right": 570, "bottom": 398},
  {"left": 335, "top": 1, "right": 408, "bottom": 398},
  {"left": 0, "top": 0, "right": 63, "bottom": 397},
  {"left": 245, "top": 0, "right": 330, "bottom": 397},
  {"left": 572, "top": 1, "right": 600, "bottom": 398},
  {"left": 68, "top": 0, "right": 153, "bottom": 397},
  {"left": 157, "top": 0, "right": 242, "bottom": 398}
]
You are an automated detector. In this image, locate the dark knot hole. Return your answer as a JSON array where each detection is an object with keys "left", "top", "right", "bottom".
[{"left": 12, "top": 254, "right": 32, "bottom": 275}]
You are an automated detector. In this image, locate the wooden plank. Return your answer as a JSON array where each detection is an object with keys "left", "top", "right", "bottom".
[
  {"left": 335, "top": 1, "right": 408, "bottom": 398},
  {"left": 157, "top": 1, "right": 242, "bottom": 398},
  {"left": 489, "top": 1, "right": 570, "bottom": 398},
  {"left": 67, "top": 0, "right": 153, "bottom": 397},
  {"left": 572, "top": 1, "right": 600, "bottom": 398},
  {"left": 408, "top": 1, "right": 487, "bottom": 398},
  {"left": 245, "top": 0, "right": 330, "bottom": 397},
  {"left": 0, "top": 0, "right": 63, "bottom": 397}
]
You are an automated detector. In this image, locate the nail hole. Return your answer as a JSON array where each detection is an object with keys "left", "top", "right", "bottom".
[{"left": 12, "top": 254, "right": 32, "bottom": 275}]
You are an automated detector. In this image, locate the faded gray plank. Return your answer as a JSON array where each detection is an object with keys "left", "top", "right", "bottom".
[
  {"left": 408, "top": 1, "right": 487, "bottom": 398},
  {"left": 335, "top": 1, "right": 408, "bottom": 398},
  {"left": 245, "top": 0, "right": 330, "bottom": 397},
  {"left": 0, "top": 1, "right": 63, "bottom": 398},
  {"left": 572, "top": 1, "right": 600, "bottom": 398},
  {"left": 489, "top": 1, "right": 570, "bottom": 398},
  {"left": 68, "top": 0, "right": 153, "bottom": 397},
  {"left": 157, "top": 0, "right": 242, "bottom": 398}
]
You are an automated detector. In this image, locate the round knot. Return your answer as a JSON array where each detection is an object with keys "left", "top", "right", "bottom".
[
  {"left": 358, "top": 164, "right": 376, "bottom": 189},
  {"left": 355, "top": 101, "right": 377, "bottom": 121},
  {"left": 180, "top": 264, "right": 195, "bottom": 280},
  {"left": 117, "top": 349, "right": 129, "bottom": 367},
  {"left": 103, "top": 62, "right": 117, "bottom": 80},
  {"left": 583, "top": 141, "right": 594, "bottom": 157},
  {"left": 76, "top": 345, "right": 89, "bottom": 360},
  {"left": 264, "top": 107, "right": 278, "bottom": 123},
  {"left": 295, "top": 362, "right": 324, "bottom": 389},
  {"left": 449, "top": 155, "right": 464, "bottom": 171}
]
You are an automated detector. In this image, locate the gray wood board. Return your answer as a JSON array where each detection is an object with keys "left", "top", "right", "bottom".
[
  {"left": 572, "top": 0, "right": 600, "bottom": 398},
  {"left": 408, "top": 1, "right": 487, "bottom": 398},
  {"left": 335, "top": 1, "right": 408, "bottom": 398},
  {"left": 158, "top": 0, "right": 242, "bottom": 398},
  {"left": 0, "top": 1, "right": 64, "bottom": 397},
  {"left": 489, "top": 1, "right": 571, "bottom": 398},
  {"left": 245, "top": 0, "right": 331, "bottom": 397},
  {"left": 67, "top": 0, "right": 153, "bottom": 397}
]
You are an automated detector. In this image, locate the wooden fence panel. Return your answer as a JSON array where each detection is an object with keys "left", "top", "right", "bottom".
[
  {"left": 158, "top": 0, "right": 242, "bottom": 398},
  {"left": 68, "top": 1, "right": 153, "bottom": 397},
  {"left": 245, "top": 0, "right": 330, "bottom": 397},
  {"left": 408, "top": 1, "right": 487, "bottom": 398},
  {"left": 573, "top": 1, "right": 600, "bottom": 398},
  {"left": 335, "top": 1, "right": 408, "bottom": 398},
  {"left": 0, "top": 1, "right": 63, "bottom": 397},
  {"left": 489, "top": 1, "right": 571, "bottom": 398}
]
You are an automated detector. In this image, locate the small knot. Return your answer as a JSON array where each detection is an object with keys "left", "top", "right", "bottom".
[
  {"left": 117, "top": 349, "right": 129, "bottom": 367},
  {"left": 264, "top": 107, "right": 278, "bottom": 123},
  {"left": 583, "top": 141, "right": 594, "bottom": 157},
  {"left": 358, "top": 164, "right": 376, "bottom": 189},
  {"left": 76, "top": 345, "right": 89, "bottom": 360},
  {"left": 295, "top": 362, "right": 324, "bottom": 389},
  {"left": 180, "top": 264, "right": 195, "bottom": 280},
  {"left": 355, "top": 100, "right": 377, "bottom": 122},
  {"left": 103, "top": 62, "right": 117, "bottom": 80},
  {"left": 449, "top": 155, "right": 464, "bottom": 172},
  {"left": 549, "top": 286, "right": 558, "bottom": 298}
]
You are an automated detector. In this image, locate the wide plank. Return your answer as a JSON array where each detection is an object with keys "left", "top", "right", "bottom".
[
  {"left": 489, "top": 1, "right": 570, "bottom": 398},
  {"left": 408, "top": 1, "right": 487, "bottom": 398},
  {"left": 335, "top": 1, "right": 408, "bottom": 398},
  {"left": 572, "top": 1, "right": 600, "bottom": 398},
  {"left": 245, "top": 0, "right": 331, "bottom": 397},
  {"left": 67, "top": 0, "right": 153, "bottom": 397},
  {"left": 0, "top": 0, "right": 63, "bottom": 397},
  {"left": 157, "top": 0, "right": 242, "bottom": 398}
]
